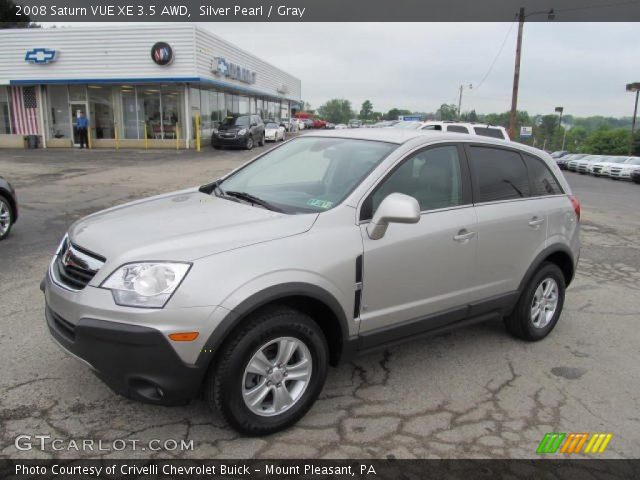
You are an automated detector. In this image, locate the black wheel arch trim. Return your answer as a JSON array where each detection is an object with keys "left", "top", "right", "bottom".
[
  {"left": 518, "top": 244, "right": 576, "bottom": 294},
  {"left": 195, "top": 282, "right": 350, "bottom": 367}
]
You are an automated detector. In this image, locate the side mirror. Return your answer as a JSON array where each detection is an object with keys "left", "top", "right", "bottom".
[{"left": 366, "top": 193, "right": 420, "bottom": 240}]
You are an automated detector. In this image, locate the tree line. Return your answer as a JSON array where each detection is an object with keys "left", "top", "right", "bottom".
[{"left": 312, "top": 99, "right": 639, "bottom": 155}]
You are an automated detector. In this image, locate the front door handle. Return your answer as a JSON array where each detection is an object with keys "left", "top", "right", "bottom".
[
  {"left": 528, "top": 216, "right": 545, "bottom": 227},
  {"left": 453, "top": 229, "right": 476, "bottom": 242}
]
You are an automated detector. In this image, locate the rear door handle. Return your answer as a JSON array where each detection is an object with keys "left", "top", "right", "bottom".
[
  {"left": 453, "top": 229, "right": 476, "bottom": 242},
  {"left": 528, "top": 216, "right": 545, "bottom": 227}
]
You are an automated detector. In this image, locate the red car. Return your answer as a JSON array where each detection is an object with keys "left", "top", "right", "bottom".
[{"left": 312, "top": 119, "right": 327, "bottom": 129}]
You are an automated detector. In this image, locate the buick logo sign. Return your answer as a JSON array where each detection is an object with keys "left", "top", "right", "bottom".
[{"left": 151, "top": 42, "right": 173, "bottom": 66}]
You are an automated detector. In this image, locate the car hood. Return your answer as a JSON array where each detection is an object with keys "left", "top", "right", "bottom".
[{"left": 68, "top": 188, "right": 318, "bottom": 262}]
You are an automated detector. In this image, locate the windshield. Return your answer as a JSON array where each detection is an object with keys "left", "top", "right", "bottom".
[
  {"left": 625, "top": 158, "right": 640, "bottom": 165},
  {"left": 394, "top": 121, "right": 422, "bottom": 130},
  {"left": 605, "top": 157, "right": 627, "bottom": 163},
  {"left": 221, "top": 115, "right": 250, "bottom": 127},
  {"left": 265, "top": 123, "right": 278, "bottom": 129},
  {"left": 219, "top": 137, "right": 397, "bottom": 214}
]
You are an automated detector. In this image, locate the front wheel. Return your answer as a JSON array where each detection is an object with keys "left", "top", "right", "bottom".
[
  {"left": 505, "top": 262, "right": 566, "bottom": 341},
  {"left": 245, "top": 136, "right": 254, "bottom": 150},
  {"left": 205, "top": 306, "right": 328, "bottom": 435}
]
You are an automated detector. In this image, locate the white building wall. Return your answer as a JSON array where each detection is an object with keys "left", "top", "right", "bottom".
[
  {"left": 0, "top": 25, "right": 197, "bottom": 83},
  {"left": 0, "top": 25, "right": 301, "bottom": 102},
  {"left": 194, "top": 28, "right": 301, "bottom": 102}
]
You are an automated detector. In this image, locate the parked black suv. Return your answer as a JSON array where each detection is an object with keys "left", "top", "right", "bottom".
[{"left": 212, "top": 115, "right": 265, "bottom": 150}]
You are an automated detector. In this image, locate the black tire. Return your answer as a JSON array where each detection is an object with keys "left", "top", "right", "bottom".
[
  {"left": 245, "top": 136, "right": 254, "bottom": 150},
  {"left": 258, "top": 133, "right": 265, "bottom": 147},
  {"left": 213, "top": 145, "right": 221, "bottom": 150},
  {"left": 504, "top": 262, "right": 566, "bottom": 341},
  {"left": 205, "top": 306, "right": 328, "bottom": 436},
  {"left": 633, "top": 178, "right": 640, "bottom": 184},
  {"left": 0, "top": 195, "right": 13, "bottom": 241}
]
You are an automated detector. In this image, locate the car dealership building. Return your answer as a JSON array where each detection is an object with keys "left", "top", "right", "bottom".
[{"left": 0, "top": 25, "right": 302, "bottom": 149}]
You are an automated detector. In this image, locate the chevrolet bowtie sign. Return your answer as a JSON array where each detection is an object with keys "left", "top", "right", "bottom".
[
  {"left": 25, "top": 48, "right": 57, "bottom": 64},
  {"left": 212, "top": 57, "right": 256, "bottom": 84}
]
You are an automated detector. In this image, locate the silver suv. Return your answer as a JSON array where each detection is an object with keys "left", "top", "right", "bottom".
[{"left": 43, "top": 130, "right": 580, "bottom": 435}]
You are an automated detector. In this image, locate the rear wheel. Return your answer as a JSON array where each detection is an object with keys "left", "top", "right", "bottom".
[
  {"left": 505, "top": 262, "right": 565, "bottom": 341},
  {"left": 0, "top": 196, "right": 13, "bottom": 240},
  {"left": 258, "top": 133, "right": 265, "bottom": 147},
  {"left": 205, "top": 306, "right": 328, "bottom": 435}
]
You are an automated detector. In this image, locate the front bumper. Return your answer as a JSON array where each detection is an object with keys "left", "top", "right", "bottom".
[
  {"left": 211, "top": 133, "right": 248, "bottom": 147},
  {"left": 45, "top": 304, "right": 205, "bottom": 404},
  {"left": 42, "top": 268, "right": 219, "bottom": 405}
]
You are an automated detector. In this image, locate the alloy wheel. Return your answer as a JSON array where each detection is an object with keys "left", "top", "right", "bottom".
[
  {"left": 530, "top": 277, "right": 559, "bottom": 328},
  {"left": 0, "top": 199, "right": 11, "bottom": 237},
  {"left": 242, "top": 337, "right": 312, "bottom": 417}
]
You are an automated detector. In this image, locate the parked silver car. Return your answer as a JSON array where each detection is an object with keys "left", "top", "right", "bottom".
[{"left": 43, "top": 130, "right": 580, "bottom": 435}]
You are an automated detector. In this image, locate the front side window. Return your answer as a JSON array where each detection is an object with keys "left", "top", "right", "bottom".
[
  {"left": 219, "top": 137, "right": 396, "bottom": 214},
  {"left": 523, "top": 154, "right": 563, "bottom": 196},
  {"left": 469, "top": 146, "right": 530, "bottom": 202},
  {"left": 369, "top": 145, "right": 464, "bottom": 215}
]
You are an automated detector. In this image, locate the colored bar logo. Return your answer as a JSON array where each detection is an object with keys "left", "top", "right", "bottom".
[{"left": 537, "top": 432, "right": 613, "bottom": 454}]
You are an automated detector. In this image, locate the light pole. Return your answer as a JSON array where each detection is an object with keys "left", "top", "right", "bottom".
[
  {"left": 555, "top": 106, "right": 564, "bottom": 150},
  {"left": 627, "top": 82, "right": 640, "bottom": 156},
  {"left": 508, "top": 8, "right": 555, "bottom": 140}
]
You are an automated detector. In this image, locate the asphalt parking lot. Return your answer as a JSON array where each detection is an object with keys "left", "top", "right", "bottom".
[{"left": 1, "top": 145, "right": 639, "bottom": 459}]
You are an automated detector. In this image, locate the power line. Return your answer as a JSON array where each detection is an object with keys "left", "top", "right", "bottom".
[{"left": 473, "top": 21, "right": 516, "bottom": 92}]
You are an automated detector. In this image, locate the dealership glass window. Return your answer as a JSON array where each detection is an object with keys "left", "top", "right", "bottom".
[
  {"left": 88, "top": 86, "right": 115, "bottom": 139},
  {"left": 45, "top": 85, "right": 72, "bottom": 140},
  {"left": 141, "top": 87, "right": 162, "bottom": 139},
  {"left": 121, "top": 87, "right": 142, "bottom": 139},
  {"left": 0, "top": 87, "right": 11, "bottom": 134},
  {"left": 161, "top": 86, "right": 183, "bottom": 139},
  {"left": 238, "top": 96, "right": 250, "bottom": 115}
]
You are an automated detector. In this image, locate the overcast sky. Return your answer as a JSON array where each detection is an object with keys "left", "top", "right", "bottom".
[
  {"left": 49, "top": 22, "right": 639, "bottom": 117},
  {"left": 199, "top": 22, "right": 638, "bottom": 118}
]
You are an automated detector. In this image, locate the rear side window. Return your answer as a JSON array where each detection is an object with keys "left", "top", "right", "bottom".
[
  {"left": 473, "top": 127, "right": 505, "bottom": 140},
  {"left": 447, "top": 125, "right": 469, "bottom": 134},
  {"left": 468, "top": 146, "right": 530, "bottom": 202},
  {"left": 523, "top": 154, "right": 564, "bottom": 196}
]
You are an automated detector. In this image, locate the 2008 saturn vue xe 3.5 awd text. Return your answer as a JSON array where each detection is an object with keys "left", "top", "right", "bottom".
[{"left": 42, "top": 129, "right": 580, "bottom": 435}]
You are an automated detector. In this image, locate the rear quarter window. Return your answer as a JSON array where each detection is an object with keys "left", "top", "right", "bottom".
[
  {"left": 523, "top": 154, "right": 564, "bottom": 196},
  {"left": 473, "top": 127, "right": 506, "bottom": 140},
  {"left": 447, "top": 125, "right": 470, "bottom": 134}
]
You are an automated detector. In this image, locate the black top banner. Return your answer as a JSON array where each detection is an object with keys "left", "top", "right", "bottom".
[{"left": 5, "top": 0, "right": 640, "bottom": 22}]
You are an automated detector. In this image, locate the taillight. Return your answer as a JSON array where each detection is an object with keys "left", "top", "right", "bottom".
[{"left": 569, "top": 195, "right": 580, "bottom": 221}]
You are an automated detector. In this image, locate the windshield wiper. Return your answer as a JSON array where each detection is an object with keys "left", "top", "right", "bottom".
[{"left": 224, "top": 191, "right": 284, "bottom": 213}]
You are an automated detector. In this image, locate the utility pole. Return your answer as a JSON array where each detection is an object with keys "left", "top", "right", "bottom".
[
  {"left": 457, "top": 84, "right": 472, "bottom": 121},
  {"left": 627, "top": 83, "right": 640, "bottom": 156},
  {"left": 508, "top": 7, "right": 525, "bottom": 140}
]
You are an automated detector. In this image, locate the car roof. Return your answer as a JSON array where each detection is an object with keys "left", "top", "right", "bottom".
[{"left": 303, "top": 128, "right": 532, "bottom": 151}]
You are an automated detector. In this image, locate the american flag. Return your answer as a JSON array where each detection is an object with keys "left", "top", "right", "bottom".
[{"left": 10, "top": 86, "right": 40, "bottom": 135}]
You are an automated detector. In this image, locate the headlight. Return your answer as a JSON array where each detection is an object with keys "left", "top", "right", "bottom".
[
  {"left": 101, "top": 262, "right": 191, "bottom": 308},
  {"left": 55, "top": 234, "right": 69, "bottom": 255},
  {"left": 238, "top": 128, "right": 247, "bottom": 136},
  {"left": 212, "top": 128, "right": 219, "bottom": 134}
]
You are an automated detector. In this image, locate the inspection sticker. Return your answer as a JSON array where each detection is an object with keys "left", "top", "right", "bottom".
[{"left": 307, "top": 199, "right": 333, "bottom": 209}]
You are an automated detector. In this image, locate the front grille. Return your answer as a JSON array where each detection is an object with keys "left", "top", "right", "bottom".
[
  {"left": 593, "top": 166, "right": 602, "bottom": 174},
  {"left": 48, "top": 307, "right": 76, "bottom": 341},
  {"left": 54, "top": 239, "right": 105, "bottom": 290}
]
